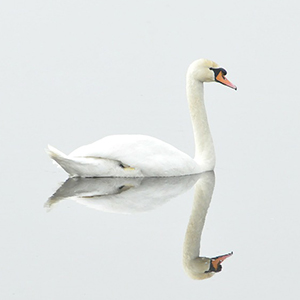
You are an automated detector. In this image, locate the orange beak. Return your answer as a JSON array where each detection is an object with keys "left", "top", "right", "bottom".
[
  {"left": 216, "top": 72, "right": 237, "bottom": 90},
  {"left": 211, "top": 251, "right": 233, "bottom": 272}
]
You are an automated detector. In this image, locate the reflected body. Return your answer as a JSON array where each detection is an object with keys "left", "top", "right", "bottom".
[
  {"left": 47, "top": 59, "right": 236, "bottom": 177},
  {"left": 183, "top": 171, "right": 232, "bottom": 279},
  {"left": 46, "top": 174, "right": 200, "bottom": 214}
]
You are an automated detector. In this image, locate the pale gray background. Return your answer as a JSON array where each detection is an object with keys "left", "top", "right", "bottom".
[{"left": 1, "top": 0, "right": 299, "bottom": 299}]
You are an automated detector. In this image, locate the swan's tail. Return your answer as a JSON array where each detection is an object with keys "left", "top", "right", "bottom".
[
  {"left": 47, "top": 144, "right": 92, "bottom": 177},
  {"left": 46, "top": 145, "right": 142, "bottom": 177},
  {"left": 47, "top": 145, "right": 67, "bottom": 161},
  {"left": 47, "top": 145, "right": 77, "bottom": 175}
]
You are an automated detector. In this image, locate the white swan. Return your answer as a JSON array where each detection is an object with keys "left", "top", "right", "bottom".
[
  {"left": 47, "top": 59, "right": 236, "bottom": 177},
  {"left": 183, "top": 171, "right": 232, "bottom": 279}
]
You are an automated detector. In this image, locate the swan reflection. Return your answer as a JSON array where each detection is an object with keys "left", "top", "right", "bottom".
[
  {"left": 183, "top": 171, "right": 232, "bottom": 280},
  {"left": 46, "top": 172, "right": 232, "bottom": 279},
  {"left": 46, "top": 175, "right": 200, "bottom": 214}
]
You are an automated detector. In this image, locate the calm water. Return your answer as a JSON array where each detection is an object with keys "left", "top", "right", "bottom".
[{"left": 2, "top": 128, "right": 299, "bottom": 299}]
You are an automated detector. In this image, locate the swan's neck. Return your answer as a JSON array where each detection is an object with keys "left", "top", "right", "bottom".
[
  {"left": 183, "top": 171, "right": 215, "bottom": 279},
  {"left": 187, "top": 76, "right": 215, "bottom": 171}
]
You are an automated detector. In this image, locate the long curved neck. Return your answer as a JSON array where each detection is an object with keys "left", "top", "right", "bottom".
[
  {"left": 186, "top": 75, "right": 215, "bottom": 171},
  {"left": 183, "top": 171, "right": 215, "bottom": 279}
]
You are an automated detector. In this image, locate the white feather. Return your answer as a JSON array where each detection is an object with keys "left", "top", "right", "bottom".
[{"left": 47, "top": 59, "right": 236, "bottom": 177}]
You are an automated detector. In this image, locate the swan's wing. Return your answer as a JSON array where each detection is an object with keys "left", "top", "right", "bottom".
[{"left": 70, "top": 135, "right": 200, "bottom": 176}]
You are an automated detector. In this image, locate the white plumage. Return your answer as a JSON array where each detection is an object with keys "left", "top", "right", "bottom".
[
  {"left": 48, "top": 135, "right": 200, "bottom": 177},
  {"left": 47, "top": 59, "right": 236, "bottom": 177}
]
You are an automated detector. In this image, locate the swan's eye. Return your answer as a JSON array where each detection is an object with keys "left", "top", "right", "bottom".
[
  {"left": 210, "top": 67, "right": 227, "bottom": 79},
  {"left": 220, "top": 68, "right": 227, "bottom": 76}
]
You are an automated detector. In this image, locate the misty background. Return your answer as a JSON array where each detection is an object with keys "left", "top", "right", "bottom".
[{"left": 1, "top": 1, "right": 299, "bottom": 299}]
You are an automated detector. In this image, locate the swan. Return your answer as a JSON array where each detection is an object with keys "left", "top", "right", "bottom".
[
  {"left": 183, "top": 171, "right": 233, "bottom": 279},
  {"left": 47, "top": 59, "right": 237, "bottom": 177}
]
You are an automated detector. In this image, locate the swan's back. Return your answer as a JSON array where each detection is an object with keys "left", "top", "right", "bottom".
[{"left": 69, "top": 135, "right": 201, "bottom": 177}]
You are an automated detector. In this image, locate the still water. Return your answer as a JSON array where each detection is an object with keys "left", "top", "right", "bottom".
[{"left": 2, "top": 144, "right": 299, "bottom": 299}]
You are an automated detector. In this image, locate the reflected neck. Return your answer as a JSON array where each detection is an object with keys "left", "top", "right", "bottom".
[
  {"left": 183, "top": 171, "right": 215, "bottom": 279},
  {"left": 186, "top": 76, "right": 215, "bottom": 171}
]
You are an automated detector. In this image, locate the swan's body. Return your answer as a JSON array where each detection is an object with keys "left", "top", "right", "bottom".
[
  {"left": 48, "top": 135, "right": 201, "bottom": 177},
  {"left": 183, "top": 171, "right": 232, "bottom": 279},
  {"left": 48, "top": 59, "right": 236, "bottom": 177}
]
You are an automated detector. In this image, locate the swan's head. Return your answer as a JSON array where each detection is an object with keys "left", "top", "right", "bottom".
[
  {"left": 184, "top": 252, "right": 233, "bottom": 280},
  {"left": 187, "top": 58, "right": 237, "bottom": 90}
]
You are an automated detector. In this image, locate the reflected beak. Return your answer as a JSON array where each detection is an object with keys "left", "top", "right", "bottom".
[
  {"left": 210, "top": 252, "right": 233, "bottom": 272},
  {"left": 216, "top": 72, "right": 237, "bottom": 90}
]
